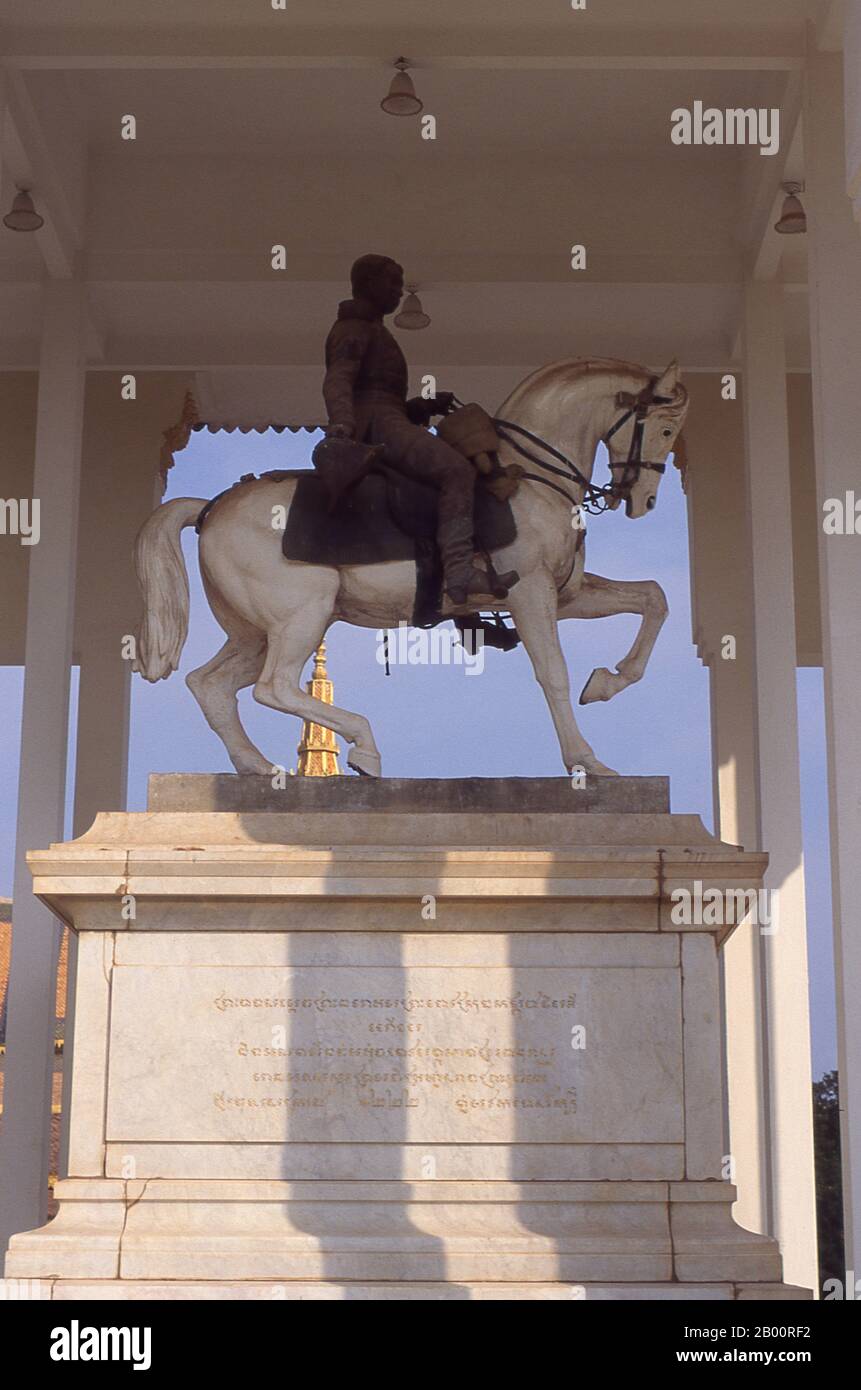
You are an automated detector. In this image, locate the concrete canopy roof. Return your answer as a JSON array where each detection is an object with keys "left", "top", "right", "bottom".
[
  {"left": 0, "top": 0, "right": 837, "bottom": 394},
  {"left": 0, "top": 0, "right": 827, "bottom": 48}
]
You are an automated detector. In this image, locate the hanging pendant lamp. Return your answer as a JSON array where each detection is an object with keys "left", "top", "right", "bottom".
[
  {"left": 381, "top": 58, "right": 423, "bottom": 117},
  {"left": 394, "top": 287, "right": 430, "bottom": 330},
  {"left": 774, "top": 182, "right": 807, "bottom": 235},
  {"left": 3, "top": 187, "right": 44, "bottom": 232}
]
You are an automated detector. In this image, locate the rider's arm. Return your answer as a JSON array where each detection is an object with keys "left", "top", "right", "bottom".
[{"left": 323, "top": 323, "right": 370, "bottom": 437}]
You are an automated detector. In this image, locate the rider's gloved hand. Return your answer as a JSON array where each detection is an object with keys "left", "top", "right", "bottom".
[
  {"left": 405, "top": 397, "right": 434, "bottom": 425},
  {"left": 406, "top": 394, "right": 457, "bottom": 426}
]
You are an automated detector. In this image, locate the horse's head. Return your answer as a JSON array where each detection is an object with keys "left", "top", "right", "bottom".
[
  {"left": 495, "top": 355, "right": 690, "bottom": 519},
  {"left": 604, "top": 360, "right": 689, "bottom": 519}
]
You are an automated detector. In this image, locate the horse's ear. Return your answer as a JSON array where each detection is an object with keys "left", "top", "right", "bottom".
[{"left": 653, "top": 359, "right": 680, "bottom": 397}]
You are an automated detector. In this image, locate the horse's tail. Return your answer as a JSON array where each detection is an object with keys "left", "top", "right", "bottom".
[{"left": 132, "top": 497, "right": 205, "bottom": 682}]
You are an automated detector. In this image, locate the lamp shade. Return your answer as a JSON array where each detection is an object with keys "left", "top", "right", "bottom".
[
  {"left": 3, "top": 188, "right": 44, "bottom": 232},
  {"left": 394, "top": 291, "right": 430, "bottom": 330},
  {"left": 381, "top": 60, "right": 423, "bottom": 117},
  {"left": 775, "top": 186, "right": 806, "bottom": 235}
]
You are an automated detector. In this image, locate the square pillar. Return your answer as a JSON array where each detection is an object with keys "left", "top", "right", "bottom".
[
  {"left": 845, "top": 0, "right": 861, "bottom": 229},
  {"left": 681, "top": 380, "right": 769, "bottom": 1240},
  {"left": 740, "top": 280, "right": 817, "bottom": 1291},
  {"left": 0, "top": 280, "right": 87, "bottom": 1257},
  {"left": 804, "top": 40, "right": 861, "bottom": 1274}
]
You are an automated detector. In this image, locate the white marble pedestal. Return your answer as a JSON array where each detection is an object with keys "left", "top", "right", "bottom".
[{"left": 4, "top": 776, "right": 811, "bottom": 1300}]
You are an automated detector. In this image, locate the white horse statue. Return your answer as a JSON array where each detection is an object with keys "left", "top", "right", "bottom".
[{"left": 133, "top": 357, "right": 689, "bottom": 777}]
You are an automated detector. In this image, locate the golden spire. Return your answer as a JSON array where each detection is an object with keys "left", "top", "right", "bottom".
[{"left": 296, "top": 641, "right": 341, "bottom": 776}]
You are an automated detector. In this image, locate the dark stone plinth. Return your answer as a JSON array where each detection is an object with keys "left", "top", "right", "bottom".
[{"left": 147, "top": 774, "right": 670, "bottom": 815}]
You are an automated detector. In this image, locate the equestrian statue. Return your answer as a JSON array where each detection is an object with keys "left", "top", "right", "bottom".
[{"left": 133, "top": 253, "right": 689, "bottom": 777}]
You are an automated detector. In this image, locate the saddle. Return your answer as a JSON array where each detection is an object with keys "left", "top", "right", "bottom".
[
  {"left": 194, "top": 406, "right": 521, "bottom": 635},
  {"left": 278, "top": 462, "right": 517, "bottom": 628}
]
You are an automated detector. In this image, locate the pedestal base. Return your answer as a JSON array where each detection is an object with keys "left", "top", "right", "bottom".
[
  {"left": 8, "top": 1177, "right": 793, "bottom": 1287},
  {"left": 4, "top": 776, "right": 812, "bottom": 1300},
  {"left": 37, "top": 1282, "right": 811, "bottom": 1301}
]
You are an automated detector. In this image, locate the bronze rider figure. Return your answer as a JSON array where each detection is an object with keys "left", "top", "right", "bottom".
[{"left": 323, "top": 253, "right": 517, "bottom": 606}]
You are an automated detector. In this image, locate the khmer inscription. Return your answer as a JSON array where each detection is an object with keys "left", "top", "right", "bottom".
[{"left": 105, "top": 964, "right": 682, "bottom": 1144}]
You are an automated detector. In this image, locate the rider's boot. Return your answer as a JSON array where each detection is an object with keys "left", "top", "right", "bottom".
[
  {"left": 439, "top": 507, "right": 482, "bottom": 605},
  {"left": 445, "top": 559, "right": 519, "bottom": 606},
  {"left": 437, "top": 467, "right": 519, "bottom": 605},
  {"left": 445, "top": 564, "right": 497, "bottom": 606}
]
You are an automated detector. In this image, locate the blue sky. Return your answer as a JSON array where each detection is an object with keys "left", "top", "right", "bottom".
[{"left": 0, "top": 425, "right": 836, "bottom": 1075}]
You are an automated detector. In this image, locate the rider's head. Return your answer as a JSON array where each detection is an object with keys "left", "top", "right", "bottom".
[{"left": 351, "top": 254, "right": 404, "bottom": 316}]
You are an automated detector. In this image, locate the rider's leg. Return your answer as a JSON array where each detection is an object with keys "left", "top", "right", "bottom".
[
  {"left": 415, "top": 433, "right": 518, "bottom": 602},
  {"left": 371, "top": 416, "right": 516, "bottom": 602},
  {"left": 403, "top": 431, "right": 476, "bottom": 594}
]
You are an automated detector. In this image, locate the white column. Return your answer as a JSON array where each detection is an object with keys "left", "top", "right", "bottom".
[
  {"left": 56, "top": 372, "right": 190, "bottom": 1176},
  {"left": 0, "top": 280, "right": 86, "bottom": 1258},
  {"left": 0, "top": 75, "right": 8, "bottom": 242},
  {"left": 73, "top": 643, "right": 130, "bottom": 837},
  {"left": 58, "top": 647, "right": 130, "bottom": 1181},
  {"left": 805, "top": 43, "right": 861, "bottom": 1276},
  {"left": 681, "top": 380, "right": 770, "bottom": 1238},
  {"left": 741, "top": 281, "right": 817, "bottom": 1291},
  {"left": 846, "top": 0, "right": 861, "bottom": 229},
  {"left": 710, "top": 661, "right": 770, "bottom": 1238}
]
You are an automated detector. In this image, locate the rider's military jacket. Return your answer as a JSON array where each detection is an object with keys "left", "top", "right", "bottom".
[{"left": 323, "top": 298, "right": 410, "bottom": 440}]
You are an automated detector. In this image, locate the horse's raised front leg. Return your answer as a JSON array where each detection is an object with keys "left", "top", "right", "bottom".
[
  {"left": 506, "top": 568, "right": 617, "bottom": 776},
  {"left": 559, "top": 572, "right": 668, "bottom": 706}
]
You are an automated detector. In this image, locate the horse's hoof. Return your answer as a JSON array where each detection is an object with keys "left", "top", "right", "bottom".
[
  {"left": 579, "top": 667, "right": 621, "bottom": 705},
  {"left": 348, "top": 747, "right": 382, "bottom": 778},
  {"left": 233, "top": 755, "right": 277, "bottom": 775},
  {"left": 587, "top": 761, "right": 619, "bottom": 777},
  {"left": 570, "top": 756, "right": 619, "bottom": 777}
]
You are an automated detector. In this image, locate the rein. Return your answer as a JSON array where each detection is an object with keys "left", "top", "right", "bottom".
[
  {"left": 482, "top": 378, "right": 672, "bottom": 515},
  {"left": 492, "top": 417, "right": 609, "bottom": 514}
]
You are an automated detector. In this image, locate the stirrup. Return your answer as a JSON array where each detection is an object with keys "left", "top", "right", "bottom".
[{"left": 455, "top": 614, "right": 520, "bottom": 653}]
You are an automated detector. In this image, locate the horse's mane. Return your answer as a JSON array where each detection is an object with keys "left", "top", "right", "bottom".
[{"left": 501, "top": 356, "right": 689, "bottom": 421}]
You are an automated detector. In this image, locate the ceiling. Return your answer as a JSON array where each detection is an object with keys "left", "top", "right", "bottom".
[
  {"left": 0, "top": 0, "right": 828, "bottom": 43},
  {"left": 0, "top": 0, "right": 834, "bottom": 378},
  {"left": 63, "top": 67, "right": 792, "bottom": 157}
]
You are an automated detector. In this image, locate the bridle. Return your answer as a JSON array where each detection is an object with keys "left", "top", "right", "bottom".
[
  {"left": 601, "top": 381, "right": 672, "bottom": 504},
  {"left": 486, "top": 377, "right": 675, "bottom": 515}
]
